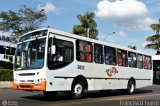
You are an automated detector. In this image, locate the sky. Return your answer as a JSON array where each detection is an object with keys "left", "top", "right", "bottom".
[{"left": 0, "top": 0, "right": 160, "bottom": 55}]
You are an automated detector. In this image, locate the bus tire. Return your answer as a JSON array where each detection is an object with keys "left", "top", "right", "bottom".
[
  {"left": 127, "top": 80, "right": 135, "bottom": 94},
  {"left": 71, "top": 81, "right": 84, "bottom": 99},
  {"left": 43, "top": 91, "right": 57, "bottom": 98}
]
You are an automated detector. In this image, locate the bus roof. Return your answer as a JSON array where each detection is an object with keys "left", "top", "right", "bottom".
[
  {"left": 20, "top": 28, "right": 49, "bottom": 38},
  {"left": 152, "top": 55, "right": 160, "bottom": 60},
  {"left": 48, "top": 28, "right": 152, "bottom": 56},
  {"left": 21, "top": 28, "right": 152, "bottom": 56}
]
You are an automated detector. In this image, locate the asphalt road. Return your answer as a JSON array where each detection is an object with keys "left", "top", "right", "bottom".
[{"left": 0, "top": 85, "right": 160, "bottom": 106}]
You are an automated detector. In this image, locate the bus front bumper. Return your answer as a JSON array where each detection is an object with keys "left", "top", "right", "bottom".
[{"left": 12, "top": 81, "right": 46, "bottom": 91}]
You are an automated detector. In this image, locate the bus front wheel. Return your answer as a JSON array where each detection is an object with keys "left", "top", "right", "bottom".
[
  {"left": 43, "top": 91, "right": 57, "bottom": 98},
  {"left": 71, "top": 81, "right": 84, "bottom": 99}
]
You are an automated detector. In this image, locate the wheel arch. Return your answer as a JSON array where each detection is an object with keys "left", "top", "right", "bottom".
[{"left": 71, "top": 75, "right": 88, "bottom": 90}]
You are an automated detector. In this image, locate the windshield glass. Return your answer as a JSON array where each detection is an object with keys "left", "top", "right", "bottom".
[{"left": 15, "top": 38, "right": 46, "bottom": 70}]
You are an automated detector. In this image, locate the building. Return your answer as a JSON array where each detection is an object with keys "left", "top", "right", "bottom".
[{"left": 0, "top": 32, "right": 16, "bottom": 63}]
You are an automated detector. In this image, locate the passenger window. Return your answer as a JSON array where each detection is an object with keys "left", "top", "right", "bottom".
[
  {"left": 76, "top": 40, "right": 92, "bottom": 62},
  {"left": 94, "top": 44, "right": 103, "bottom": 64},
  {"left": 143, "top": 56, "right": 152, "bottom": 69},
  {"left": 104, "top": 46, "right": 116, "bottom": 65},
  {"left": 128, "top": 52, "right": 137, "bottom": 68},
  {"left": 137, "top": 54, "right": 143, "bottom": 69},
  {"left": 117, "top": 49, "right": 128, "bottom": 66}
]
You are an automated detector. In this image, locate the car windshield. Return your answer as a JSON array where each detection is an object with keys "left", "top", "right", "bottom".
[{"left": 15, "top": 38, "right": 46, "bottom": 70}]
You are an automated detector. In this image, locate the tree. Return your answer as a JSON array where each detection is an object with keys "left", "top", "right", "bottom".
[
  {"left": 128, "top": 45, "right": 137, "bottom": 50},
  {"left": 145, "top": 19, "right": 160, "bottom": 54},
  {"left": 73, "top": 11, "right": 98, "bottom": 39},
  {"left": 0, "top": 5, "right": 47, "bottom": 42}
]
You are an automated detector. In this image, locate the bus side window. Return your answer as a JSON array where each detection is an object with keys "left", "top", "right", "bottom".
[
  {"left": 143, "top": 56, "right": 148, "bottom": 69},
  {"left": 79, "top": 41, "right": 84, "bottom": 61},
  {"left": 86, "top": 53, "right": 91, "bottom": 62},
  {"left": 137, "top": 54, "right": 143, "bottom": 69},
  {"left": 118, "top": 53, "right": 122, "bottom": 66},
  {"left": 85, "top": 42, "right": 92, "bottom": 62},
  {"left": 128, "top": 52, "right": 137, "bottom": 68},
  {"left": 148, "top": 56, "right": 152, "bottom": 69},
  {"left": 80, "top": 52, "right": 84, "bottom": 61},
  {"left": 76, "top": 40, "right": 92, "bottom": 62},
  {"left": 104, "top": 46, "right": 116, "bottom": 65},
  {"left": 117, "top": 49, "right": 127, "bottom": 67},
  {"left": 143, "top": 56, "right": 152, "bottom": 70},
  {"left": 94, "top": 44, "right": 103, "bottom": 64}
]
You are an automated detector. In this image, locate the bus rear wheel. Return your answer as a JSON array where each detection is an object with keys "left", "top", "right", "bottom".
[
  {"left": 71, "top": 81, "right": 84, "bottom": 99},
  {"left": 127, "top": 80, "right": 135, "bottom": 94},
  {"left": 43, "top": 91, "right": 57, "bottom": 98}
]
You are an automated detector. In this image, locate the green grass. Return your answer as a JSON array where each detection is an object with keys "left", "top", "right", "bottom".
[
  {"left": 0, "top": 61, "right": 13, "bottom": 81},
  {"left": 0, "top": 69, "right": 13, "bottom": 81},
  {"left": 0, "top": 61, "right": 13, "bottom": 69}
]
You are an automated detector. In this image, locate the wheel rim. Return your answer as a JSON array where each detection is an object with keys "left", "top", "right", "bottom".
[
  {"left": 74, "top": 84, "right": 83, "bottom": 96},
  {"left": 129, "top": 83, "right": 134, "bottom": 93}
]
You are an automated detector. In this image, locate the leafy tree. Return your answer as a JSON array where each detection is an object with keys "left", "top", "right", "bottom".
[
  {"left": 0, "top": 5, "right": 47, "bottom": 42},
  {"left": 145, "top": 19, "right": 160, "bottom": 54},
  {"left": 73, "top": 11, "right": 98, "bottom": 39},
  {"left": 128, "top": 45, "right": 137, "bottom": 50}
]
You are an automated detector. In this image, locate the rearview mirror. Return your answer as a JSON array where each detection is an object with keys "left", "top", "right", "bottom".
[{"left": 51, "top": 45, "right": 56, "bottom": 55}]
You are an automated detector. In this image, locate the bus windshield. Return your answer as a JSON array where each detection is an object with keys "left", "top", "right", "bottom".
[{"left": 15, "top": 38, "right": 46, "bottom": 70}]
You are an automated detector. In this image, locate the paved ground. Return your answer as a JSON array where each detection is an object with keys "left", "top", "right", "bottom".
[
  {"left": 0, "top": 85, "right": 160, "bottom": 106},
  {"left": 0, "top": 81, "right": 12, "bottom": 88}
]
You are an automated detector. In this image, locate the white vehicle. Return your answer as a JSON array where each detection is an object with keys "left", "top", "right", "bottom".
[{"left": 13, "top": 28, "right": 153, "bottom": 99}]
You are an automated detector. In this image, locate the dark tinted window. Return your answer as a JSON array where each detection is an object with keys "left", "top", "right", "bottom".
[
  {"left": 137, "top": 54, "right": 143, "bottom": 69},
  {"left": 94, "top": 44, "right": 103, "bottom": 64},
  {"left": 128, "top": 52, "right": 137, "bottom": 68},
  {"left": 0, "top": 45, "right": 16, "bottom": 55},
  {"left": 104, "top": 46, "right": 116, "bottom": 65}
]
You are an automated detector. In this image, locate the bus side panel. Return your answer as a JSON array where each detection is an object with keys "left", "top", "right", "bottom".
[
  {"left": 136, "top": 80, "right": 152, "bottom": 88},
  {"left": 46, "top": 78, "right": 73, "bottom": 91},
  {"left": 102, "top": 80, "right": 128, "bottom": 90},
  {"left": 87, "top": 79, "right": 94, "bottom": 90}
]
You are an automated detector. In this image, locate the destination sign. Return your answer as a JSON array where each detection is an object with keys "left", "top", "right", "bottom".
[{"left": 19, "top": 30, "right": 47, "bottom": 42}]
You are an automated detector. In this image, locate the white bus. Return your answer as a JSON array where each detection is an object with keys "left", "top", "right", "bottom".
[{"left": 13, "top": 28, "right": 153, "bottom": 99}]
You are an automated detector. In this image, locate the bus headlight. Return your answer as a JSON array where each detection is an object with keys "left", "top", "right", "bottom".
[{"left": 14, "top": 79, "right": 18, "bottom": 83}]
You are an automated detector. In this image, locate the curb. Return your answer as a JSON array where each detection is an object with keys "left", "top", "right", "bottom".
[{"left": 0, "top": 81, "right": 12, "bottom": 88}]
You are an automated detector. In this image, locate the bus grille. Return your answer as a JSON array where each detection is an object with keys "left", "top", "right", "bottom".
[
  {"left": 19, "top": 73, "right": 35, "bottom": 76},
  {"left": 19, "top": 85, "right": 32, "bottom": 89}
]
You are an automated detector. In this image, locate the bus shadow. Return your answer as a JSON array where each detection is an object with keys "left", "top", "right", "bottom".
[
  {"left": 86, "top": 89, "right": 153, "bottom": 98},
  {"left": 21, "top": 89, "right": 153, "bottom": 102},
  {"left": 21, "top": 93, "right": 72, "bottom": 101}
]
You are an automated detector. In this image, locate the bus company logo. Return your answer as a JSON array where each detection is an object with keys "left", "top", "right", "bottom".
[
  {"left": 2, "top": 100, "right": 7, "bottom": 106},
  {"left": 106, "top": 67, "right": 118, "bottom": 77}
]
